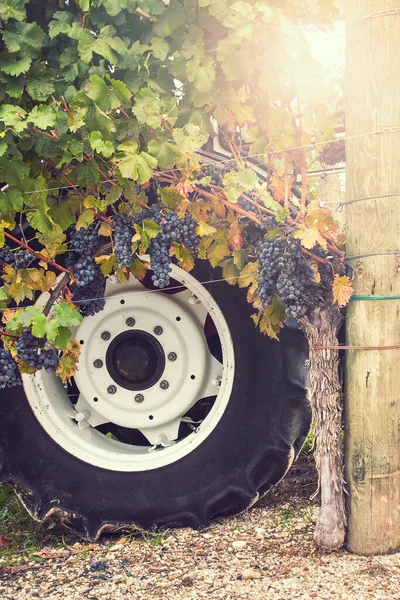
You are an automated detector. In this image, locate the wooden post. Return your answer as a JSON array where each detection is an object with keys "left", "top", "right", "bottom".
[{"left": 345, "top": 2, "right": 400, "bottom": 554}]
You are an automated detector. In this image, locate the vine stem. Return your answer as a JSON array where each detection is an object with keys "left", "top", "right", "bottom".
[
  {"left": 0, "top": 329, "right": 18, "bottom": 339},
  {"left": 3, "top": 231, "right": 72, "bottom": 275},
  {"left": 30, "top": 127, "right": 58, "bottom": 140},
  {"left": 192, "top": 186, "right": 263, "bottom": 226},
  {"left": 43, "top": 273, "right": 71, "bottom": 317},
  {"left": 302, "top": 247, "right": 331, "bottom": 266},
  {"left": 95, "top": 213, "right": 112, "bottom": 226},
  {"left": 61, "top": 96, "right": 73, "bottom": 119}
]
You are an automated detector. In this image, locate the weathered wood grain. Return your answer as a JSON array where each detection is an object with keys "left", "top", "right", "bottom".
[{"left": 345, "top": 0, "right": 400, "bottom": 555}]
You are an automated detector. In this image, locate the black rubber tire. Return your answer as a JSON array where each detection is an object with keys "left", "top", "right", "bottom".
[{"left": 0, "top": 261, "right": 310, "bottom": 539}]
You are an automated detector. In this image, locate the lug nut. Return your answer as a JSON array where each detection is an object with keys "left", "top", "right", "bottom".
[
  {"left": 101, "top": 331, "right": 111, "bottom": 341},
  {"left": 93, "top": 359, "right": 103, "bottom": 369},
  {"left": 126, "top": 317, "right": 136, "bottom": 327},
  {"left": 107, "top": 385, "right": 117, "bottom": 394},
  {"left": 135, "top": 394, "right": 144, "bottom": 403},
  {"left": 189, "top": 295, "right": 200, "bottom": 305},
  {"left": 153, "top": 326, "right": 163, "bottom": 336},
  {"left": 160, "top": 380, "right": 169, "bottom": 390},
  {"left": 167, "top": 352, "right": 177, "bottom": 361}
]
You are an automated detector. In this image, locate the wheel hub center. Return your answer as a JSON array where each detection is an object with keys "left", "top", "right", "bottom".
[{"left": 106, "top": 330, "right": 165, "bottom": 391}]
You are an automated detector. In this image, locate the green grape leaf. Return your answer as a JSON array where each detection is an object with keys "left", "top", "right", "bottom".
[
  {"left": 28, "top": 105, "right": 58, "bottom": 129},
  {"left": 0, "top": 104, "right": 27, "bottom": 132},
  {"left": 31, "top": 312, "right": 47, "bottom": 338},
  {"left": 173, "top": 124, "right": 208, "bottom": 154},
  {"left": 142, "top": 219, "right": 162, "bottom": 239},
  {"left": 116, "top": 141, "right": 157, "bottom": 183},
  {"left": 130, "top": 257, "right": 148, "bottom": 280},
  {"left": 153, "top": 0, "right": 185, "bottom": 37},
  {"left": 0, "top": 53, "right": 32, "bottom": 76},
  {"left": 151, "top": 37, "right": 170, "bottom": 60},
  {"left": 87, "top": 75, "right": 131, "bottom": 111},
  {"left": 26, "top": 210, "right": 54, "bottom": 234},
  {"left": 53, "top": 326, "right": 72, "bottom": 350},
  {"left": 147, "top": 139, "right": 180, "bottom": 169},
  {"left": 52, "top": 303, "right": 83, "bottom": 327},
  {"left": 48, "top": 11, "right": 74, "bottom": 38}
]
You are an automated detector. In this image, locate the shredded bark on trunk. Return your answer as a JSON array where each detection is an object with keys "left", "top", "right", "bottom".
[{"left": 300, "top": 305, "right": 346, "bottom": 549}]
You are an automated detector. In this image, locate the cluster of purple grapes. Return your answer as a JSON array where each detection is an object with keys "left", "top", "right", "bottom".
[
  {"left": 67, "top": 222, "right": 106, "bottom": 317},
  {"left": 16, "top": 329, "right": 59, "bottom": 373},
  {"left": 256, "top": 235, "right": 316, "bottom": 319},
  {"left": 0, "top": 245, "right": 34, "bottom": 271},
  {"left": 318, "top": 139, "right": 346, "bottom": 166},
  {"left": 0, "top": 347, "right": 21, "bottom": 388},
  {"left": 112, "top": 204, "right": 199, "bottom": 288}
]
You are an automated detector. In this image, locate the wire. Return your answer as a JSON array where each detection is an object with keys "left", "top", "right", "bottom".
[
  {"left": 350, "top": 295, "right": 400, "bottom": 301},
  {"left": 346, "top": 251, "right": 400, "bottom": 261},
  {"left": 0, "top": 273, "right": 257, "bottom": 312}
]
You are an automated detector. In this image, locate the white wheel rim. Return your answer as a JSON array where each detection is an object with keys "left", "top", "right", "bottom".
[{"left": 23, "top": 262, "right": 235, "bottom": 471}]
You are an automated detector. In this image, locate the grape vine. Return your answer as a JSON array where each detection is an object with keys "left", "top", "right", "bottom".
[{"left": 0, "top": 0, "right": 348, "bottom": 385}]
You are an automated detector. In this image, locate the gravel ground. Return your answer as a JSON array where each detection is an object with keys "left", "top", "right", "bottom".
[{"left": 1, "top": 457, "right": 400, "bottom": 600}]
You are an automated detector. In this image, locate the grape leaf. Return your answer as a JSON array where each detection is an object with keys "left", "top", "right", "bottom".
[
  {"left": 116, "top": 142, "right": 157, "bottom": 183},
  {"left": 52, "top": 303, "right": 83, "bottom": 327},
  {"left": 222, "top": 168, "right": 259, "bottom": 204},
  {"left": 0, "top": 104, "right": 27, "bottom": 132},
  {"left": 28, "top": 105, "right": 58, "bottom": 129},
  {"left": 238, "top": 261, "right": 258, "bottom": 288},
  {"left": 130, "top": 257, "right": 148, "bottom": 280},
  {"left": 332, "top": 275, "right": 353, "bottom": 308},
  {"left": 56, "top": 339, "right": 81, "bottom": 383},
  {"left": 173, "top": 124, "right": 208, "bottom": 154},
  {"left": 95, "top": 254, "right": 118, "bottom": 276},
  {"left": 221, "top": 258, "right": 239, "bottom": 285},
  {"left": 251, "top": 299, "right": 286, "bottom": 340},
  {"left": 196, "top": 221, "right": 216, "bottom": 237},
  {"left": 53, "top": 326, "right": 72, "bottom": 350},
  {"left": 293, "top": 223, "right": 327, "bottom": 250},
  {"left": 171, "top": 242, "right": 194, "bottom": 271},
  {"left": 0, "top": 54, "right": 32, "bottom": 76}
]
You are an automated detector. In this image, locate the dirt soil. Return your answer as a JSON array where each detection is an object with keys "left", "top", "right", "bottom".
[{"left": 1, "top": 454, "right": 400, "bottom": 600}]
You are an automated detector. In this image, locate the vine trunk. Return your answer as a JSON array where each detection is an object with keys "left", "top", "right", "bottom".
[{"left": 301, "top": 306, "right": 346, "bottom": 549}]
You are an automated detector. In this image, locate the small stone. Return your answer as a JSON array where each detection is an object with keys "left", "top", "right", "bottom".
[
  {"left": 242, "top": 568, "right": 261, "bottom": 580},
  {"left": 198, "top": 561, "right": 207, "bottom": 569},
  {"left": 124, "top": 576, "right": 135, "bottom": 587},
  {"left": 232, "top": 540, "right": 247, "bottom": 550},
  {"left": 109, "top": 544, "right": 122, "bottom": 552}
]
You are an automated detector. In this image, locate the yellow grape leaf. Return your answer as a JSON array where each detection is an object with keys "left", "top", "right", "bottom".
[
  {"left": 251, "top": 299, "right": 286, "bottom": 340},
  {"left": 196, "top": 221, "right": 217, "bottom": 237},
  {"left": 16, "top": 359, "right": 36, "bottom": 374},
  {"left": 293, "top": 223, "right": 327, "bottom": 250},
  {"left": 56, "top": 339, "right": 81, "bottom": 383},
  {"left": 171, "top": 242, "right": 194, "bottom": 271},
  {"left": 332, "top": 274, "right": 353, "bottom": 308},
  {"left": 76, "top": 209, "right": 95, "bottom": 230},
  {"left": 206, "top": 241, "right": 230, "bottom": 268},
  {"left": 98, "top": 221, "right": 113, "bottom": 237},
  {"left": 130, "top": 257, "right": 148, "bottom": 280},
  {"left": 95, "top": 254, "right": 118, "bottom": 276},
  {"left": 238, "top": 261, "right": 259, "bottom": 288}
]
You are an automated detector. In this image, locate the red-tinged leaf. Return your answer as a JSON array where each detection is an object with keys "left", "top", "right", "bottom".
[
  {"left": 56, "top": 339, "right": 81, "bottom": 383},
  {"left": 332, "top": 274, "right": 353, "bottom": 308},
  {"left": 270, "top": 173, "right": 295, "bottom": 203},
  {"left": 227, "top": 218, "right": 244, "bottom": 250},
  {"left": 171, "top": 242, "right": 195, "bottom": 271}
]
